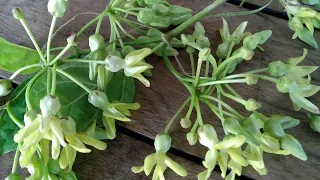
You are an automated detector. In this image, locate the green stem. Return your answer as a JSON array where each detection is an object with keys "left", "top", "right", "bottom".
[
  {"left": 193, "top": 59, "right": 204, "bottom": 86},
  {"left": 9, "top": 63, "right": 43, "bottom": 80},
  {"left": 213, "top": 54, "right": 242, "bottom": 77},
  {"left": 201, "top": 60, "right": 210, "bottom": 92},
  {"left": 47, "top": 69, "right": 51, "bottom": 95},
  {"left": 200, "top": 94, "right": 243, "bottom": 118},
  {"left": 50, "top": 47, "right": 65, "bottom": 52},
  {"left": 226, "top": 41, "right": 235, "bottom": 59},
  {"left": 26, "top": 68, "right": 48, "bottom": 110},
  {"left": 11, "top": 148, "right": 20, "bottom": 173},
  {"left": 63, "top": 59, "right": 106, "bottom": 64},
  {"left": 191, "top": 118, "right": 199, "bottom": 132},
  {"left": 189, "top": 51, "right": 195, "bottom": 76},
  {"left": 256, "top": 74, "right": 278, "bottom": 83},
  {"left": 185, "top": 91, "right": 196, "bottom": 120},
  {"left": 151, "top": 42, "right": 165, "bottom": 54},
  {"left": 113, "top": 8, "right": 138, "bottom": 16},
  {"left": 220, "top": 87, "right": 246, "bottom": 105},
  {"left": 198, "top": 79, "right": 247, "bottom": 87},
  {"left": 224, "top": 84, "right": 242, "bottom": 99},
  {"left": 7, "top": 103, "right": 23, "bottom": 128},
  {"left": 114, "top": 19, "right": 136, "bottom": 40},
  {"left": 47, "top": 16, "right": 57, "bottom": 63},
  {"left": 51, "top": 63, "right": 57, "bottom": 95},
  {"left": 240, "top": 0, "right": 247, "bottom": 7},
  {"left": 110, "top": 16, "right": 124, "bottom": 48},
  {"left": 49, "top": 44, "right": 73, "bottom": 65},
  {"left": 194, "top": 96, "right": 204, "bottom": 126},
  {"left": 217, "top": 86, "right": 224, "bottom": 118},
  {"left": 20, "top": 19, "right": 46, "bottom": 63},
  {"left": 165, "top": 0, "right": 226, "bottom": 40},
  {"left": 56, "top": 69, "right": 92, "bottom": 93},
  {"left": 95, "top": 15, "right": 104, "bottom": 34},
  {"left": 164, "top": 97, "right": 191, "bottom": 133},
  {"left": 76, "top": 16, "right": 100, "bottom": 38},
  {"left": 203, "top": 100, "right": 224, "bottom": 121}
]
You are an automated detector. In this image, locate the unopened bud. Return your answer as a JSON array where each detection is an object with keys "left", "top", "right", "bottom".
[
  {"left": 67, "top": 34, "right": 76, "bottom": 45},
  {"left": 245, "top": 74, "right": 259, "bottom": 85},
  {"left": 245, "top": 99, "right": 261, "bottom": 111},
  {"left": 24, "top": 110, "right": 38, "bottom": 127},
  {"left": 180, "top": 118, "right": 191, "bottom": 129},
  {"left": 88, "top": 90, "right": 109, "bottom": 108},
  {"left": 104, "top": 56, "right": 126, "bottom": 73},
  {"left": 12, "top": 7, "right": 24, "bottom": 20},
  {"left": 48, "top": 0, "right": 68, "bottom": 18},
  {"left": 276, "top": 76, "right": 293, "bottom": 93},
  {"left": 197, "top": 124, "right": 219, "bottom": 149},
  {"left": 40, "top": 95, "right": 61, "bottom": 116},
  {"left": 309, "top": 115, "right": 320, "bottom": 133},
  {"left": 0, "top": 79, "right": 12, "bottom": 96},
  {"left": 89, "top": 34, "right": 105, "bottom": 52},
  {"left": 186, "top": 132, "right": 198, "bottom": 145},
  {"left": 268, "top": 61, "right": 288, "bottom": 77},
  {"left": 154, "top": 133, "right": 171, "bottom": 153}
]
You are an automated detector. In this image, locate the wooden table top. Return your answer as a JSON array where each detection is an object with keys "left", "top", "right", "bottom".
[{"left": 0, "top": 0, "right": 319, "bottom": 180}]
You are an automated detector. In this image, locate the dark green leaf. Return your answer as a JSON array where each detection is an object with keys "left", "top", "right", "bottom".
[
  {"left": 0, "top": 77, "right": 30, "bottom": 155},
  {"left": 0, "top": 37, "right": 40, "bottom": 74}
]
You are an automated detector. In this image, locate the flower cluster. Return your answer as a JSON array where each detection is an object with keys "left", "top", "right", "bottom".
[
  {"left": 268, "top": 49, "right": 320, "bottom": 114},
  {"left": 14, "top": 95, "right": 107, "bottom": 172},
  {"left": 285, "top": 0, "right": 320, "bottom": 48}
]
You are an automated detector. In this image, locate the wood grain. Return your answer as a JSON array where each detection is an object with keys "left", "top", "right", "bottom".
[
  {"left": 0, "top": 133, "right": 222, "bottom": 179},
  {"left": 235, "top": 0, "right": 285, "bottom": 11},
  {"left": 0, "top": 0, "right": 319, "bottom": 180}
]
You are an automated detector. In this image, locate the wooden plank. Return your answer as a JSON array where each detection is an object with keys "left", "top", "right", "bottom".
[
  {"left": 234, "top": 0, "right": 285, "bottom": 11},
  {"left": 0, "top": 133, "right": 222, "bottom": 179},
  {"left": 0, "top": 0, "right": 319, "bottom": 180}
]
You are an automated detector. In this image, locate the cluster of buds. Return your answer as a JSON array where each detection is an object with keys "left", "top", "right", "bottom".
[
  {"left": 268, "top": 49, "right": 319, "bottom": 114},
  {"left": 14, "top": 95, "right": 107, "bottom": 174},
  {"left": 123, "top": 0, "right": 193, "bottom": 28},
  {"left": 285, "top": 0, "right": 320, "bottom": 48},
  {"left": 132, "top": 133, "right": 187, "bottom": 178}
]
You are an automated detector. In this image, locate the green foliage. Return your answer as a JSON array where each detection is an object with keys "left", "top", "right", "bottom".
[{"left": 0, "top": 37, "right": 40, "bottom": 74}]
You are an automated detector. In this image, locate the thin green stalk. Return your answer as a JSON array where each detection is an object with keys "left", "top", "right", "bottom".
[
  {"left": 164, "top": 97, "right": 191, "bottom": 133},
  {"left": 76, "top": 15, "right": 100, "bottom": 38},
  {"left": 191, "top": 118, "right": 199, "bottom": 133},
  {"left": 20, "top": 19, "right": 46, "bottom": 63},
  {"left": 213, "top": 54, "right": 242, "bottom": 77},
  {"left": 166, "top": 0, "right": 226, "bottom": 40},
  {"left": 224, "top": 84, "right": 242, "bottom": 99},
  {"left": 50, "top": 47, "right": 65, "bottom": 52},
  {"left": 189, "top": 51, "right": 195, "bottom": 76},
  {"left": 49, "top": 43, "right": 73, "bottom": 65},
  {"left": 185, "top": 90, "right": 196, "bottom": 120},
  {"left": 95, "top": 15, "right": 104, "bottom": 34},
  {"left": 47, "top": 16, "right": 57, "bottom": 63},
  {"left": 11, "top": 148, "right": 20, "bottom": 173},
  {"left": 200, "top": 94, "right": 243, "bottom": 118},
  {"left": 217, "top": 85, "right": 224, "bottom": 118},
  {"left": 63, "top": 59, "right": 106, "bottom": 64},
  {"left": 151, "top": 42, "right": 165, "bottom": 54},
  {"left": 47, "top": 69, "right": 51, "bottom": 95},
  {"left": 194, "top": 96, "right": 204, "bottom": 126},
  {"left": 110, "top": 16, "right": 124, "bottom": 48},
  {"left": 220, "top": 87, "right": 246, "bottom": 105},
  {"left": 115, "top": 19, "right": 136, "bottom": 40},
  {"left": 51, "top": 63, "right": 57, "bottom": 95},
  {"left": 109, "top": 16, "right": 116, "bottom": 49},
  {"left": 240, "top": 0, "right": 246, "bottom": 7},
  {"left": 26, "top": 68, "right": 48, "bottom": 110},
  {"left": 162, "top": 48, "right": 183, "bottom": 81},
  {"left": 201, "top": 60, "right": 210, "bottom": 92},
  {"left": 193, "top": 59, "right": 204, "bottom": 86},
  {"left": 198, "top": 79, "right": 247, "bottom": 87},
  {"left": 7, "top": 103, "right": 23, "bottom": 128},
  {"left": 113, "top": 8, "right": 138, "bottom": 16},
  {"left": 226, "top": 41, "right": 235, "bottom": 59},
  {"left": 256, "top": 74, "right": 278, "bottom": 83},
  {"left": 203, "top": 100, "right": 224, "bottom": 121},
  {"left": 56, "top": 69, "right": 92, "bottom": 93},
  {"left": 9, "top": 63, "right": 43, "bottom": 80}
]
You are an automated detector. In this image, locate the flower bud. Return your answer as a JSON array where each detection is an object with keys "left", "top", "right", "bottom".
[
  {"left": 180, "top": 118, "right": 191, "bottom": 129},
  {"left": 245, "top": 98, "right": 261, "bottom": 111},
  {"left": 0, "top": 79, "right": 12, "bottom": 96},
  {"left": 12, "top": 7, "right": 24, "bottom": 20},
  {"left": 280, "top": 134, "right": 307, "bottom": 161},
  {"left": 245, "top": 74, "right": 259, "bottom": 85},
  {"left": 40, "top": 95, "right": 61, "bottom": 116},
  {"left": 137, "top": 9, "right": 154, "bottom": 24},
  {"left": 263, "top": 121, "right": 285, "bottom": 139},
  {"left": 276, "top": 76, "right": 293, "bottom": 93},
  {"left": 88, "top": 90, "right": 109, "bottom": 108},
  {"left": 89, "top": 34, "right": 105, "bottom": 52},
  {"left": 24, "top": 110, "right": 38, "bottom": 127},
  {"left": 309, "top": 115, "right": 320, "bottom": 133},
  {"left": 67, "top": 34, "right": 76, "bottom": 45},
  {"left": 186, "top": 132, "right": 197, "bottom": 145},
  {"left": 268, "top": 61, "right": 288, "bottom": 77},
  {"left": 104, "top": 56, "right": 126, "bottom": 72},
  {"left": 154, "top": 133, "right": 171, "bottom": 153},
  {"left": 5, "top": 173, "right": 22, "bottom": 180},
  {"left": 197, "top": 124, "right": 219, "bottom": 149},
  {"left": 151, "top": 4, "right": 169, "bottom": 16},
  {"left": 48, "top": 0, "right": 68, "bottom": 18}
]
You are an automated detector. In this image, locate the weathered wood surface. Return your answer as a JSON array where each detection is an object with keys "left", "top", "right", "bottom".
[
  {"left": 0, "top": 133, "right": 222, "bottom": 179},
  {"left": 235, "top": 0, "right": 285, "bottom": 11},
  {"left": 0, "top": 0, "right": 319, "bottom": 180}
]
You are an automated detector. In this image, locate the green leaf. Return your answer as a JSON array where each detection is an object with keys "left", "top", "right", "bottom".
[
  {"left": 0, "top": 37, "right": 40, "bottom": 74},
  {"left": 0, "top": 77, "right": 30, "bottom": 155}
]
